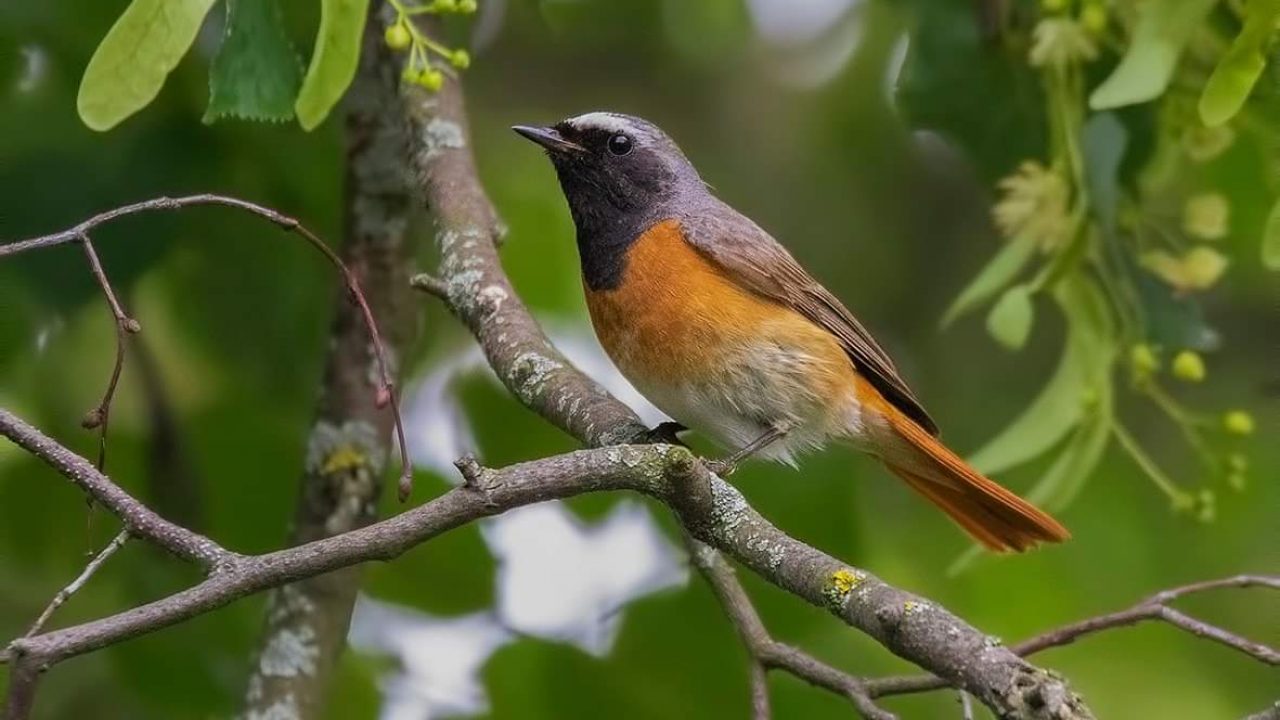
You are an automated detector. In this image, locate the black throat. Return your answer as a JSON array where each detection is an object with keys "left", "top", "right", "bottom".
[{"left": 556, "top": 168, "right": 668, "bottom": 292}]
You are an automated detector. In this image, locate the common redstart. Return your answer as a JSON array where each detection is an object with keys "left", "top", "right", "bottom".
[{"left": 514, "top": 112, "right": 1069, "bottom": 551}]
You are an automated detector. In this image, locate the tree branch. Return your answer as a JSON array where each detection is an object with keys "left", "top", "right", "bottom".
[
  {"left": 0, "top": 408, "right": 231, "bottom": 569},
  {"left": 864, "top": 574, "right": 1280, "bottom": 698},
  {"left": 687, "top": 539, "right": 895, "bottom": 720},
  {"left": 0, "top": 192, "right": 411, "bottom": 497},
  {"left": 24, "top": 530, "right": 131, "bottom": 638}
]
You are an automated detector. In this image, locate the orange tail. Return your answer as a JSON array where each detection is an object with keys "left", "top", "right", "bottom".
[{"left": 874, "top": 392, "right": 1070, "bottom": 552}]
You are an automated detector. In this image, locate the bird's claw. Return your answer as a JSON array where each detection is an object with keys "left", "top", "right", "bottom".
[
  {"left": 704, "top": 458, "right": 738, "bottom": 477},
  {"left": 639, "top": 421, "right": 688, "bottom": 446}
]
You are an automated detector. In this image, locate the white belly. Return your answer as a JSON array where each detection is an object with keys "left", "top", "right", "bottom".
[{"left": 629, "top": 342, "right": 865, "bottom": 466}]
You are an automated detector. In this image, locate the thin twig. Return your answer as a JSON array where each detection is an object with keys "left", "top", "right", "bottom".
[
  {"left": 25, "top": 531, "right": 130, "bottom": 637},
  {"left": 77, "top": 233, "right": 140, "bottom": 469},
  {"left": 686, "top": 538, "right": 896, "bottom": 720},
  {"left": 749, "top": 661, "right": 771, "bottom": 720},
  {"left": 866, "top": 574, "right": 1280, "bottom": 697},
  {"left": 0, "top": 194, "right": 413, "bottom": 500},
  {"left": 1012, "top": 574, "right": 1279, "bottom": 664},
  {"left": 0, "top": 409, "right": 231, "bottom": 569},
  {"left": 409, "top": 272, "right": 449, "bottom": 299}
]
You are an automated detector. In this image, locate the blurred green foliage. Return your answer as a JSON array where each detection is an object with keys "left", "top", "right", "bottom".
[{"left": 1, "top": 0, "right": 1276, "bottom": 718}]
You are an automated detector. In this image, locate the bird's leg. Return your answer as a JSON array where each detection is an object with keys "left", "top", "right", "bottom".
[
  {"left": 707, "top": 424, "right": 788, "bottom": 477},
  {"left": 639, "top": 421, "right": 688, "bottom": 446}
]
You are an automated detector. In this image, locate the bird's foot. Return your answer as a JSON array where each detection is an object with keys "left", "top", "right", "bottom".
[
  {"left": 638, "top": 421, "right": 688, "bottom": 446},
  {"left": 704, "top": 458, "right": 739, "bottom": 477}
]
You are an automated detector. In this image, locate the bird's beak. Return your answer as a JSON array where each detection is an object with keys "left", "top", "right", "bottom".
[{"left": 512, "top": 125, "right": 585, "bottom": 154}]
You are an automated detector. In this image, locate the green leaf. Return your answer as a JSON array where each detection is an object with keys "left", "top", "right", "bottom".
[
  {"left": 952, "top": 277, "right": 1115, "bottom": 573},
  {"left": 1027, "top": 380, "right": 1113, "bottom": 512},
  {"left": 76, "top": 0, "right": 219, "bottom": 131},
  {"left": 986, "top": 284, "right": 1034, "bottom": 350},
  {"left": 1198, "top": 0, "right": 1280, "bottom": 126},
  {"left": 1089, "top": 0, "right": 1217, "bottom": 110},
  {"left": 204, "top": 0, "right": 303, "bottom": 124},
  {"left": 941, "top": 234, "right": 1038, "bottom": 327},
  {"left": 969, "top": 276, "right": 1114, "bottom": 476},
  {"left": 1264, "top": 196, "right": 1280, "bottom": 270},
  {"left": 294, "top": 0, "right": 371, "bottom": 131}
]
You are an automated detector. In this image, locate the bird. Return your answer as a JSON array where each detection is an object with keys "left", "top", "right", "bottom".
[{"left": 513, "top": 112, "right": 1070, "bottom": 552}]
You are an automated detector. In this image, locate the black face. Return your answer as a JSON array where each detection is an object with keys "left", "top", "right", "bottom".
[{"left": 513, "top": 113, "right": 705, "bottom": 290}]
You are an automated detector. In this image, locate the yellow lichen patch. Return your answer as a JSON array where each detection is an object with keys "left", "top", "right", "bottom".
[
  {"left": 830, "top": 568, "right": 860, "bottom": 594},
  {"left": 321, "top": 445, "right": 368, "bottom": 475},
  {"left": 903, "top": 600, "right": 928, "bottom": 617},
  {"left": 822, "top": 568, "right": 865, "bottom": 609}
]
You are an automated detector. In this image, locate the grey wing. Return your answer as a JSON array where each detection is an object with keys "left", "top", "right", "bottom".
[{"left": 680, "top": 202, "right": 939, "bottom": 435}]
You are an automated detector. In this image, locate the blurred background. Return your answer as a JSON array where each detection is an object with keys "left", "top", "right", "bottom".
[{"left": 0, "top": 0, "right": 1275, "bottom": 718}]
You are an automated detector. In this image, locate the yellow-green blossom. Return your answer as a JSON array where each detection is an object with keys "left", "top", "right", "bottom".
[
  {"left": 1183, "top": 125, "right": 1235, "bottom": 162},
  {"left": 993, "top": 161, "right": 1072, "bottom": 251},
  {"left": 1183, "top": 193, "right": 1230, "bottom": 241},
  {"left": 1030, "top": 18, "right": 1098, "bottom": 69},
  {"left": 1140, "top": 246, "right": 1229, "bottom": 293}
]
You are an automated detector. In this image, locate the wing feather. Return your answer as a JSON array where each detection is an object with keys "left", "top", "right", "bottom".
[{"left": 679, "top": 203, "right": 939, "bottom": 435}]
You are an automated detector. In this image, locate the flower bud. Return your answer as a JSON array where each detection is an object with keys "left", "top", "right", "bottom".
[
  {"left": 1222, "top": 410, "right": 1255, "bottom": 435},
  {"left": 450, "top": 49, "right": 471, "bottom": 69},
  {"left": 385, "top": 23, "right": 411, "bottom": 50},
  {"left": 1171, "top": 350, "right": 1205, "bottom": 382},
  {"left": 1129, "top": 343, "right": 1159, "bottom": 380},
  {"left": 418, "top": 69, "right": 444, "bottom": 91},
  {"left": 1080, "top": 3, "right": 1107, "bottom": 33}
]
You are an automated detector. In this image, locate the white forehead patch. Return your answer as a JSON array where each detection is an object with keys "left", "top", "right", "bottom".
[{"left": 565, "top": 112, "right": 636, "bottom": 135}]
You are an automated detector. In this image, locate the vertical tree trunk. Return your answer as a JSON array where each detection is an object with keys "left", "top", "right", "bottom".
[{"left": 240, "top": 8, "right": 417, "bottom": 717}]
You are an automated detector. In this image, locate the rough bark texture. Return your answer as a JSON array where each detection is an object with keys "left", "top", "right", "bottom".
[{"left": 240, "top": 10, "right": 417, "bottom": 718}]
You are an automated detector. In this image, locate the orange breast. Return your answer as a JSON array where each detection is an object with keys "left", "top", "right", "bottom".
[{"left": 583, "top": 219, "right": 852, "bottom": 395}]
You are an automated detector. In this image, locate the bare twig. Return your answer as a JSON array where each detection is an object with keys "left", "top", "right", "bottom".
[
  {"left": 749, "top": 660, "right": 771, "bottom": 720},
  {"left": 17, "top": 233, "right": 144, "bottom": 639},
  {"left": 0, "top": 409, "right": 231, "bottom": 569},
  {"left": 0, "top": 193, "right": 412, "bottom": 499},
  {"left": 687, "top": 539, "right": 896, "bottom": 720},
  {"left": 865, "top": 574, "right": 1280, "bottom": 698},
  {"left": 25, "top": 530, "right": 130, "bottom": 637},
  {"left": 409, "top": 271, "right": 448, "bottom": 299},
  {"left": 1013, "top": 574, "right": 1279, "bottom": 664},
  {"left": 77, "top": 233, "right": 140, "bottom": 471}
]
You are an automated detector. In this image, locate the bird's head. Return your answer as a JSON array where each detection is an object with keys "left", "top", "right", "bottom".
[{"left": 513, "top": 112, "right": 703, "bottom": 232}]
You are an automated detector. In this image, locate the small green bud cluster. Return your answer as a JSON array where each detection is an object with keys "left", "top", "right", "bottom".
[{"left": 383, "top": 0, "right": 477, "bottom": 92}]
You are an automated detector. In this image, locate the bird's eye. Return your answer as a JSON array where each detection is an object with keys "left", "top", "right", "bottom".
[{"left": 607, "top": 133, "right": 633, "bottom": 156}]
